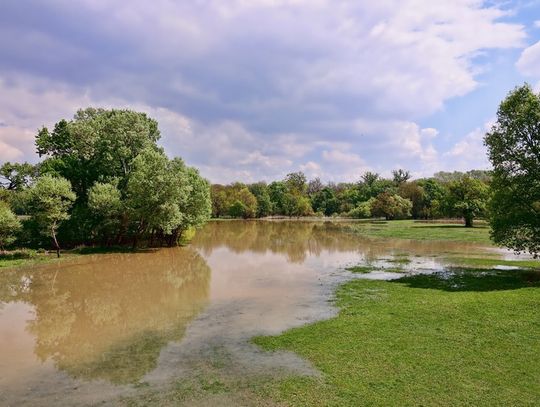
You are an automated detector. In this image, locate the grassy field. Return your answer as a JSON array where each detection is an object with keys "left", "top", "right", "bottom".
[
  {"left": 254, "top": 268, "right": 540, "bottom": 406},
  {"left": 351, "top": 220, "right": 492, "bottom": 244}
]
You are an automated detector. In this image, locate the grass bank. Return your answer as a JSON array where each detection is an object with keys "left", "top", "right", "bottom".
[
  {"left": 351, "top": 219, "right": 492, "bottom": 244},
  {"left": 254, "top": 268, "right": 540, "bottom": 406}
]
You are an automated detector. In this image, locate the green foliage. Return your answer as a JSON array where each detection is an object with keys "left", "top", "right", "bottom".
[
  {"left": 284, "top": 171, "right": 307, "bottom": 195},
  {"left": 370, "top": 192, "right": 412, "bottom": 220},
  {"left": 248, "top": 182, "right": 272, "bottom": 217},
  {"left": 445, "top": 176, "right": 489, "bottom": 227},
  {"left": 36, "top": 108, "right": 160, "bottom": 199},
  {"left": 0, "top": 202, "right": 21, "bottom": 250},
  {"left": 346, "top": 199, "right": 373, "bottom": 218},
  {"left": 88, "top": 181, "right": 122, "bottom": 241},
  {"left": 0, "top": 162, "right": 37, "bottom": 191},
  {"left": 311, "top": 187, "right": 339, "bottom": 216},
  {"left": 485, "top": 84, "right": 540, "bottom": 256},
  {"left": 392, "top": 168, "right": 411, "bottom": 185},
  {"left": 26, "top": 175, "right": 76, "bottom": 255}
]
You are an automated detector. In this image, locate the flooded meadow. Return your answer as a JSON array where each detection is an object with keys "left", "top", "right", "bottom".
[{"left": 0, "top": 220, "right": 521, "bottom": 406}]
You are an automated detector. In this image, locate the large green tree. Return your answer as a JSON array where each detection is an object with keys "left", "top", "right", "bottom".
[
  {"left": 485, "top": 84, "right": 540, "bottom": 256},
  {"left": 36, "top": 108, "right": 160, "bottom": 200}
]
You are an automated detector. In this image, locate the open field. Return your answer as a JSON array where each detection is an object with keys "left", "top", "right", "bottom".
[
  {"left": 350, "top": 219, "right": 492, "bottom": 244},
  {"left": 254, "top": 267, "right": 540, "bottom": 406}
]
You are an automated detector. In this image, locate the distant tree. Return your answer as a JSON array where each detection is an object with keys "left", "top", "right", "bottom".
[
  {"left": 285, "top": 172, "right": 307, "bottom": 195},
  {"left": 307, "top": 177, "right": 324, "bottom": 195},
  {"left": 346, "top": 199, "right": 373, "bottom": 219},
  {"left": 371, "top": 192, "right": 412, "bottom": 220},
  {"left": 27, "top": 175, "right": 76, "bottom": 257},
  {"left": 398, "top": 182, "right": 425, "bottom": 218},
  {"left": 227, "top": 187, "right": 257, "bottom": 218},
  {"left": 0, "top": 162, "right": 37, "bottom": 191},
  {"left": 392, "top": 169, "right": 411, "bottom": 185},
  {"left": 0, "top": 202, "right": 21, "bottom": 251},
  {"left": 249, "top": 182, "right": 272, "bottom": 217},
  {"left": 417, "top": 179, "right": 446, "bottom": 218},
  {"left": 268, "top": 181, "right": 287, "bottom": 215},
  {"left": 311, "top": 187, "right": 339, "bottom": 216},
  {"left": 361, "top": 172, "right": 380, "bottom": 187},
  {"left": 211, "top": 184, "right": 228, "bottom": 217},
  {"left": 445, "top": 176, "right": 489, "bottom": 227},
  {"left": 485, "top": 84, "right": 540, "bottom": 256}
]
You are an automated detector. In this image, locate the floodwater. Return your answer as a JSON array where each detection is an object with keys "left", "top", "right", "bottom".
[{"left": 0, "top": 220, "right": 513, "bottom": 406}]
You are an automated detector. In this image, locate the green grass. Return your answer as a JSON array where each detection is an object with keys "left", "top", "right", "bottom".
[
  {"left": 352, "top": 220, "right": 492, "bottom": 244},
  {"left": 345, "top": 265, "right": 372, "bottom": 274},
  {"left": 254, "top": 268, "right": 540, "bottom": 406}
]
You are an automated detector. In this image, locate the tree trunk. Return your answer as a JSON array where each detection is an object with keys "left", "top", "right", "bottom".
[
  {"left": 51, "top": 226, "right": 61, "bottom": 258},
  {"left": 464, "top": 215, "right": 473, "bottom": 228}
]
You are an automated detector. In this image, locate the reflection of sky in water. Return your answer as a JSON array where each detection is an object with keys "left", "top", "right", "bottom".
[{"left": 0, "top": 220, "right": 514, "bottom": 406}]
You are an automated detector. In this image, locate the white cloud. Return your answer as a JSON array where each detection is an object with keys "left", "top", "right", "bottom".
[
  {"left": 517, "top": 40, "right": 540, "bottom": 78},
  {"left": 441, "top": 121, "right": 493, "bottom": 172}
]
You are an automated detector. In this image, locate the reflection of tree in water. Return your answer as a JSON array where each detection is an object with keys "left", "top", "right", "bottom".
[
  {"left": 0, "top": 247, "right": 210, "bottom": 384},
  {"left": 193, "top": 220, "right": 485, "bottom": 263}
]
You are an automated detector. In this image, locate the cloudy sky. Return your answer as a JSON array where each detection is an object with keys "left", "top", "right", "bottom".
[{"left": 1, "top": 0, "right": 539, "bottom": 183}]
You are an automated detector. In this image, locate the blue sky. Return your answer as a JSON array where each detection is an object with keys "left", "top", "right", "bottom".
[{"left": 0, "top": 0, "right": 539, "bottom": 183}]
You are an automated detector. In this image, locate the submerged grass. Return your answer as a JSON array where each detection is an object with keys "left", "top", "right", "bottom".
[
  {"left": 444, "top": 256, "right": 540, "bottom": 269},
  {"left": 253, "top": 268, "right": 540, "bottom": 406},
  {"left": 352, "top": 220, "right": 492, "bottom": 244}
]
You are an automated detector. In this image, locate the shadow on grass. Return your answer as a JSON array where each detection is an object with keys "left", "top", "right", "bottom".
[{"left": 393, "top": 268, "right": 540, "bottom": 292}]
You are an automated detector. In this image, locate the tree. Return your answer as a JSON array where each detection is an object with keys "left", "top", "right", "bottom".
[
  {"left": 347, "top": 199, "right": 373, "bottom": 219},
  {"left": 371, "top": 192, "right": 412, "bottom": 220},
  {"left": 285, "top": 172, "right": 307, "bottom": 195},
  {"left": 268, "top": 181, "right": 287, "bottom": 215},
  {"left": 445, "top": 176, "right": 488, "bottom": 227},
  {"left": 0, "top": 202, "right": 21, "bottom": 251},
  {"left": 392, "top": 169, "right": 411, "bottom": 185},
  {"left": 311, "top": 187, "right": 339, "bottom": 216},
  {"left": 27, "top": 175, "right": 76, "bottom": 257},
  {"left": 484, "top": 84, "right": 540, "bottom": 256},
  {"left": 361, "top": 171, "right": 380, "bottom": 187},
  {"left": 417, "top": 178, "right": 446, "bottom": 218},
  {"left": 0, "top": 162, "right": 37, "bottom": 191},
  {"left": 125, "top": 149, "right": 190, "bottom": 247},
  {"left": 36, "top": 108, "right": 160, "bottom": 200},
  {"left": 88, "top": 181, "right": 122, "bottom": 243},
  {"left": 249, "top": 182, "right": 272, "bottom": 217},
  {"left": 398, "top": 182, "right": 425, "bottom": 219},
  {"left": 307, "top": 177, "right": 324, "bottom": 195},
  {"left": 179, "top": 166, "right": 212, "bottom": 231}
]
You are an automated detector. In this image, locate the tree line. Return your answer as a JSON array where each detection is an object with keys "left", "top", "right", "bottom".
[
  {"left": 210, "top": 169, "right": 490, "bottom": 227},
  {"left": 0, "top": 108, "right": 212, "bottom": 256}
]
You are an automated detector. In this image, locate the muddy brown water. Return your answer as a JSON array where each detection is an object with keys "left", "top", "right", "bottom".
[{"left": 0, "top": 220, "right": 512, "bottom": 406}]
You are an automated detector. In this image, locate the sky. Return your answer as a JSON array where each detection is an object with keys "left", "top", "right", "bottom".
[{"left": 1, "top": 0, "right": 540, "bottom": 184}]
